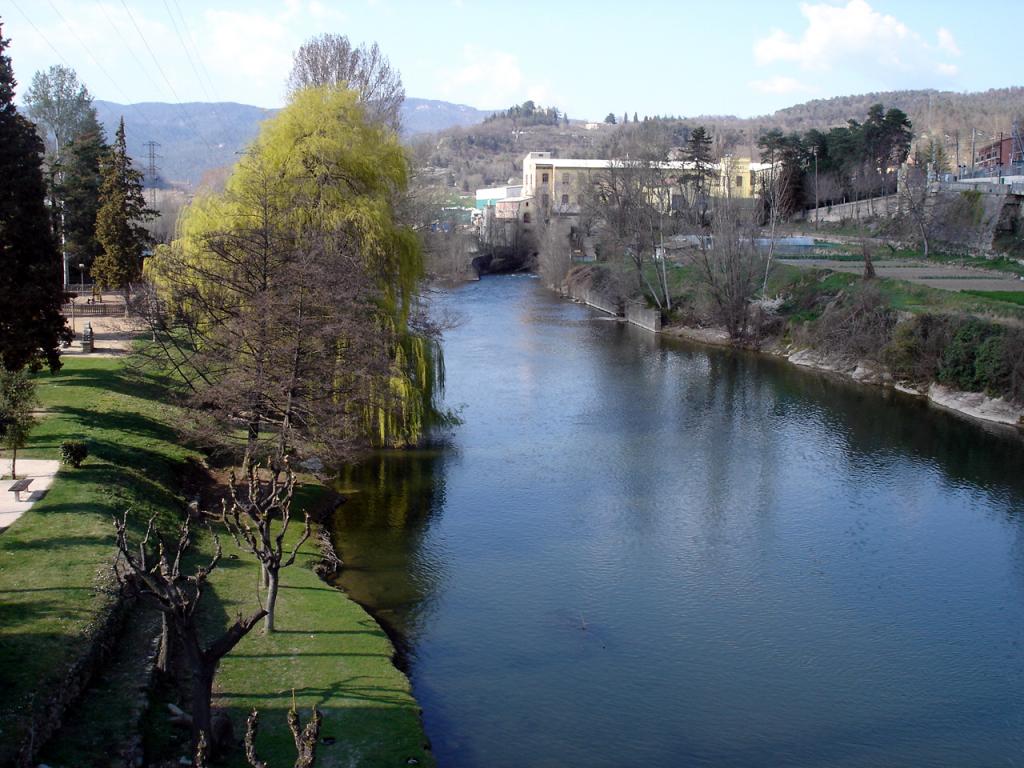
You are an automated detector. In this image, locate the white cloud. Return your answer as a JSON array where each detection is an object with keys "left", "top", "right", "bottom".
[
  {"left": 936, "top": 27, "right": 960, "bottom": 56},
  {"left": 753, "top": 0, "right": 959, "bottom": 81},
  {"left": 748, "top": 76, "right": 813, "bottom": 95},
  {"left": 434, "top": 45, "right": 552, "bottom": 109}
]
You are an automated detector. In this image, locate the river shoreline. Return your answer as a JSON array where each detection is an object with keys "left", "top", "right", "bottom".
[
  {"left": 663, "top": 323, "right": 1024, "bottom": 431},
  {"left": 554, "top": 277, "right": 1024, "bottom": 432}
]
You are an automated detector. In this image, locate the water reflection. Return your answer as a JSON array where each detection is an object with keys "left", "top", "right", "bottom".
[
  {"left": 332, "top": 276, "right": 1024, "bottom": 768},
  {"left": 330, "top": 448, "right": 449, "bottom": 652}
]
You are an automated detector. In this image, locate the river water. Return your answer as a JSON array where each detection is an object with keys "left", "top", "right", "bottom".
[{"left": 333, "top": 275, "right": 1024, "bottom": 767}]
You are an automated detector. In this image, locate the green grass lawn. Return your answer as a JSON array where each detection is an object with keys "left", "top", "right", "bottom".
[
  {"left": 0, "top": 357, "right": 432, "bottom": 767},
  {"left": 960, "top": 290, "right": 1024, "bottom": 306},
  {"left": 0, "top": 358, "right": 192, "bottom": 765}
]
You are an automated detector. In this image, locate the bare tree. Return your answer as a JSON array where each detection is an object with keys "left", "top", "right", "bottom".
[
  {"left": 690, "top": 196, "right": 765, "bottom": 339},
  {"left": 536, "top": 216, "right": 573, "bottom": 288},
  {"left": 244, "top": 705, "right": 322, "bottom": 768},
  {"left": 286, "top": 34, "right": 404, "bottom": 131},
  {"left": 587, "top": 159, "right": 674, "bottom": 311},
  {"left": 140, "top": 155, "right": 391, "bottom": 463},
  {"left": 758, "top": 159, "right": 795, "bottom": 296},
  {"left": 898, "top": 163, "right": 932, "bottom": 258},
  {"left": 113, "top": 513, "right": 266, "bottom": 756},
  {"left": 224, "top": 459, "right": 310, "bottom": 633}
]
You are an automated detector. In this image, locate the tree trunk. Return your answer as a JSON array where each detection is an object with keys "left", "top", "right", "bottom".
[
  {"left": 191, "top": 662, "right": 216, "bottom": 763},
  {"left": 156, "top": 612, "right": 172, "bottom": 675},
  {"left": 265, "top": 570, "right": 279, "bottom": 633},
  {"left": 181, "top": 636, "right": 216, "bottom": 759},
  {"left": 11, "top": 445, "right": 17, "bottom": 480}
]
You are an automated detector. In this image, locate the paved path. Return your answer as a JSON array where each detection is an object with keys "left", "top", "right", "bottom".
[
  {"left": 0, "top": 459, "right": 60, "bottom": 532},
  {"left": 63, "top": 315, "right": 146, "bottom": 356},
  {"left": 779, "top": 258, "right": 1024, "bottom": 293}
]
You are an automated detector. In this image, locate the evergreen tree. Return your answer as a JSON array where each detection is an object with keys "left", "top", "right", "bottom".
[
  {"left": 623, "top": 111, "right": 629, "bottom": 124},
  {"left": 633, "top": 111, "right": 639, "bottom": 123},
  {"left": 0, "top": 22, "right": 71, "bottom": 372},
  {"left": 57, "top": 108, "right": 107, "bottom": 283},
  {"left": 93, "top": 117, "right": 154, "bottom": 296},
  {"left": 685, "top": 126, "right": 715, "bottom": 226},
  {"left": 604, "top": 112, "right": 616, "bottom": 125}
]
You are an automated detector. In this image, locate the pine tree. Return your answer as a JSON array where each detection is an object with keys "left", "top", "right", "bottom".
[
  {"left": 58, "top": 108, "right": 107, "bottom": 284},
  {"left": 93, "top": 117, "right": 154, "bottom": 297},
  {"left": 0, "top": 22, "right": 71, "bottom": 372},
  {"left": 633, "top": 111, "right": 638, "bottom": 123}
]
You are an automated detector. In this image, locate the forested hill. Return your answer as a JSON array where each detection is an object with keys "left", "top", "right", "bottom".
[
  {"left": 93, "top": 97, "right": 494, "bottom": 186},
  {"left": 765, "top": 87, "right": 1024, "bottom": 139},
  {"left": 418, "top": 87, "right": 1024, "bottom": 193},
  {"left": 94, "top": 100, "right": 273, "bottom": 188},
  {"left": 91, "top": 87, "right": 1023, "bottom": 188}
]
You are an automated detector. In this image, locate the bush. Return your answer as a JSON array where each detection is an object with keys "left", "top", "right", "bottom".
[
  {"left": 803, "top": 283, "right": 896, "bottom": 360},
  {"left": 884, "top": 313, "right": 956, "bottom": 384},
  {"left": 974, "top": 334, "right": 1011, "bottom": 396},
  {"left": 937, "top": 319, "right": 1001, "bottom": 392},
  {"left": 59, "top": 440, "right": 88, "bottom": 468},
  {"left": 1006, "top": 329, "right": 1024, "bottom": 404}
]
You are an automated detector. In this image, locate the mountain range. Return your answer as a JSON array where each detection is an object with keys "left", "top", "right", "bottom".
[
  {"left": 93, "top": 87, "right": 1024, "bottom": 188},
  {"left": 93, "top": 97, "right": 494, "bottom": 186}
]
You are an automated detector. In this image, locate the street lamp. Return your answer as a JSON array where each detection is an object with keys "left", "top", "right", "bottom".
[
  {"left": 812, "top": 146, "right": 819, "bottom": 230},
  {"left": 78, "top": 263, "right": 85, "bottom": 296}
]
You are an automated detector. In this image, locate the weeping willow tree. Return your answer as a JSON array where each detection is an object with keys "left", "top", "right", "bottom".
[{"left": 143, "top": 87, "right": 444, "bottom": 459}]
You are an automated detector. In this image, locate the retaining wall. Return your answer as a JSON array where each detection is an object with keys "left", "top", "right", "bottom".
[{"left": 626, "top": 303, "right": 662, "bottom": 332}]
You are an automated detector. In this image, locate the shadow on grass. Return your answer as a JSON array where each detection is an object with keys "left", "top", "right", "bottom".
[
  {"left": 48, "top": 405, "right": 179, "bottom": 446},
  {"left": 217, "top": 676, "right": 413, "bottom": 708}
]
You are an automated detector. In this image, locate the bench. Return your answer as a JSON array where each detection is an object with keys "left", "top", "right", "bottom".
[{"left": 8, "top": 478, "right": 32, "bottom": 501}]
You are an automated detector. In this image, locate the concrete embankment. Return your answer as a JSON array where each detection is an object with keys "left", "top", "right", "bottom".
[{"left": 556, "top": 268, "right": 662, "bottom": 332}]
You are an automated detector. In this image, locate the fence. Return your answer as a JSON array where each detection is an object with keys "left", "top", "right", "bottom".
[{"left": 63, "top": 300, "right": 126, "bottom": 318}]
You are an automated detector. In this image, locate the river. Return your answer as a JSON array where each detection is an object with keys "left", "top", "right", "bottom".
[{"left": 333, "top": 275, "right": 1024, "bottom": 767}]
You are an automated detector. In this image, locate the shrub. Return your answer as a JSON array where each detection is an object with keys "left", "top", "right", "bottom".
[
  {"left": 884, "top": 313, "right": 956, "bottom": 384},
  {"left": 1002, "top": 328, "right": 1024, "bottom": 403},
  {"left": 802, "top": 283, "right": 896, "bottom": 360},
  {"left": 974, "top": 334, "right": 1011, "bottom": 396},
  {"left": 59, "top": 440, "right": 88, "bottom": 468},
  {"left": 937, "top": 319, "right": 1000, "bottom": 392}
]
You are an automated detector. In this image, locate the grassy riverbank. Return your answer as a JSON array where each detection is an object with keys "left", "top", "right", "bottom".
[{"left": 0, "top": 357, "right": 432, "bottom": 766}]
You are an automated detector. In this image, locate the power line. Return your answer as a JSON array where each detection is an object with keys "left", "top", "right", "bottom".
[
  {"left": 116, "top": 0, "right": 217, "bottom": 157},
  {"left": 8, "top": 0, "right": 75, "bottom": 69},
  {"left": 95, "top": 0, "right": 163, "bottom": 98},
  {"left": 160, "top": 0, "right": 232, "bottom": 139},
  {"left": 43, "top": 0, "right": 158, "bottom": 139},
  {"left": 170, "top": 0, "right": 222, "bottom": 104}
]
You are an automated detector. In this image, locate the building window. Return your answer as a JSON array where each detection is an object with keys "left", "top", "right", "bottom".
[
  {"left": 542, "top": 194, "right": 550, "bottom": 208},
  {"left": 523, "top": 212, "right": 531, "bottom": 223},
  {"left": 735, "top": 175, "right": 743, "bottom": 188},
  {"left": 561, "top": 194, "right": 569, "bottom": 205},
  {"left": 542, "top": 172, "right": 549, "bottom": 183}
]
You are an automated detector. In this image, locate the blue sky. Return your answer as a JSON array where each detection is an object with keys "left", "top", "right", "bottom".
[{"left": 2, "top": 0, "right": 1018, "bottom": 119}]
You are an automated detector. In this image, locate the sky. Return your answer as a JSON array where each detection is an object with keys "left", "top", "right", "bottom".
[{"left": 2, "top": 0, "right": 1019, "bottom": 120}]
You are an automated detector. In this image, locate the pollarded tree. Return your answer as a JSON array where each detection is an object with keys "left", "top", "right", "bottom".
[
  {"left": 93, "top": 117, "right": 155, "bottom": 297},
  {"left": 0, "top": 22, "right": 71, "bottom": 373},
  {"left": 114, "top": 513, "right": 265, "bottom": 757},
  {"left": 286, "top": 34, "right": 404, "bottom": 131}
]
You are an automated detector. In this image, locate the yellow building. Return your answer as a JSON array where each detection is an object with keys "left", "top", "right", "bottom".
[{"left": 519, "top": 151, "right": 768, "bottom": 218}]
